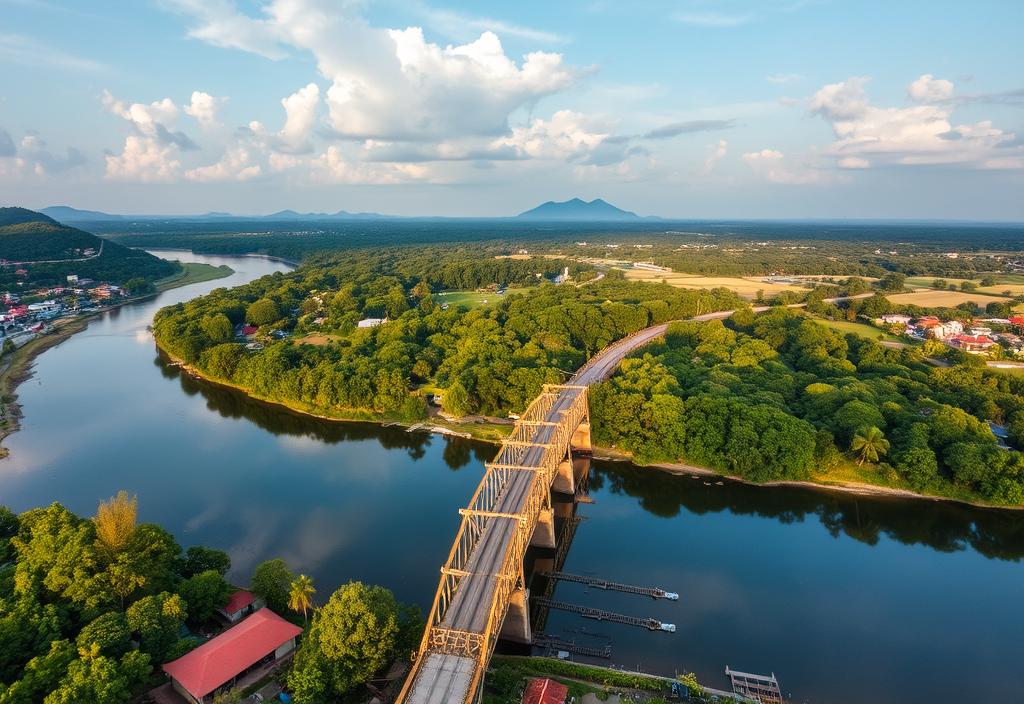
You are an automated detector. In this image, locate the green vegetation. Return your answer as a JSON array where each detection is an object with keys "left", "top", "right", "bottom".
[
  {"left": 155, "top": 262, "right": 234, "bottom": 291},
  {"left": 484, "top": 657, "right": 708, "bottom": 704},
  {"left": 812, "top": 318, "right": 902, "bottom": 343},
  {"left": 152, "top": 250, "right": 739, "bottom": 422},
  {"left": 591, "top": 310, "right": 1024, "bottom": 505},
  {"left": 0, "top": 208, "right": 176, "bottom": 288},
  {"left": 0, "top": 495, "right": 417, "bottom": 703}
]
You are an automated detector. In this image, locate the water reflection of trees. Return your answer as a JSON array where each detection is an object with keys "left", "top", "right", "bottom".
[
  {"left": 155, "top": 351, "right": 492, "bottom": 468},
  {"left": 592, "top": 460, "right": 1024, "bottom": 562}
]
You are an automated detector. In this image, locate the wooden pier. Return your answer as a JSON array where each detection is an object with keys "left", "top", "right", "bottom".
[
  {"left": 725, "top": 667, "right": 783, "bottom": 703},
  {"left": 532, "top": 633, "right": 612, "bottom": 659},
  {"left": 540, "top": 571, "right": 679, "bottom": 600},
  {"left": 532, "top": 597, "right": 676, "bottom": 632}
]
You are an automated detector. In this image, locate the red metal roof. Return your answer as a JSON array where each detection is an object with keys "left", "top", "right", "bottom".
[
  {"left": 163, "top": 608, "right": 302, "bottom": 699},
  {"left": 956, "top": 335, "right": 994, "bottom": 344},
  {"left": 1010, "top": 317, "right": 1024, "bottom": 325},
  {"left": 222, "top": 589, "right": 255, "bottom": 614},
  {"left": 522, "top": 678, "right": 568, "bottom": 704}
]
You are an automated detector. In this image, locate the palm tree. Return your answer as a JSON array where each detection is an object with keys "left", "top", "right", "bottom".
[
  {"left": 851, "top": 426, "right": 889, "bottom": 465},
  {"left": 288, "top": 574, "right": 316, "bottom": 623}
]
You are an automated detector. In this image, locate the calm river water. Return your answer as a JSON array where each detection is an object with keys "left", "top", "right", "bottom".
[{"left": 1, "top": 251, "right": 1022, "bottom": 703}]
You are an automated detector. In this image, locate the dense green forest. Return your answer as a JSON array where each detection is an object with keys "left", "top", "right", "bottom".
[
  {"left": 98, "top": 218, "right": 1024, "bottom": 278},
  {"left": 152, "top": 250, "right": 740, "bottom": 421},
  {"left": 591, "top": 310, "right": 1024, "bottom": 504},
  {"left": 0, "top": 495, "right": 419, "bottom": 704},
  {"left": 0, "top": 208, "right": 176, "bottom": 288}
]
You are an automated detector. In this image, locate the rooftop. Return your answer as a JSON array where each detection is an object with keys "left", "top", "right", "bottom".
[{"left": 162, "top": 608, "right": 302, "bottom": 699}]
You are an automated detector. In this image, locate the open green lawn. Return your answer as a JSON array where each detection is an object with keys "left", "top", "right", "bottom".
[
  {"left": 435, "top": 287, "right": 529, "bottom": 309},
  {"left": 156, "top": 262, "right": 234, "bottom": 290},
  {"left": 905, "top": 274, "right": 1024, "bottom": 297},
  {"left": 813, "top": 318, "right": 903, "bottom": 343},
  {"left": 989, "top": 365, "right": 1024, "bottom": 377}
]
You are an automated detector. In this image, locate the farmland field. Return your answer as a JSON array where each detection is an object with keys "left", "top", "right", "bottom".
[
  {"left": 886, "top": 290, "right": 1012, "bottom": 307},
  {"left": 904, "top": 275, "right": 1024, "bottom": 297},
  {"left": 622, "top": 269, "right": 808, "bottom": 297}
]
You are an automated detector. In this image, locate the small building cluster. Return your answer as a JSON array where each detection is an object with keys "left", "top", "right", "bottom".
[
  {"left": 0, "top": 277, "right": 129, "bottom": 350},
  {"left": 879, "top": 314, "right": 1024, "bottom": 356}
]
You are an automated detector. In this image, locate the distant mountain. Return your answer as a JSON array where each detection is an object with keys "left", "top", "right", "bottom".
[
  {"left": 516, "top": 197, "right": 647, "bottom": 221},
  {"left": 0, "top": 207, "right": 175, "bottom": 285},
  {"left": 41, "top": 205, "right": 123, "bottom": 222}
]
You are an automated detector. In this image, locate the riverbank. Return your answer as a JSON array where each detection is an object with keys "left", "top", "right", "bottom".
[
  {"left": 0, "top": 316, "right": 91, "bottom": 457},
  {"left": 159, "top": 345, "right": 1024, "bottom": 512},
  {"left": 0, "top": 259, "right": 235, "bottom": 456}
]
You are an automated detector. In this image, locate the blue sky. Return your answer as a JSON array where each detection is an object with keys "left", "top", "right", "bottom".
[{"left": 1, "top": 0, "right": 1022, "bottom": 218}]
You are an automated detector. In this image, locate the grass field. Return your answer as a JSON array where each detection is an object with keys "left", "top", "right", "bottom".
[
  {"left": 886, "top": 289, "right": 1011, "bottom": 308},
  {"left": 622, "top": 269, "right": 808, "bottom": 298},
  {"left": 904, "top": 275, "right": 1024, "bottom": 297},
  {"left": 296, "top": 334, "right": 345, "bottom": 346},
  {"left": 813, "top": 318, "right": 903, "bottom": 342},
  {"left": 156, "top": 262, "right": 234, "bottom": 291},
  {"left": 435, "top": 288, "right": 529, "bottom": 308}
]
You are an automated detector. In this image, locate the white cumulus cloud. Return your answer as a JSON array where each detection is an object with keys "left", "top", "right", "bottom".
[
  {"left": 184, "top": 91, "right": 227, "bottom": 127},
  {"left": 810, "top": 75, "right": 1022, "bottom": 169}
]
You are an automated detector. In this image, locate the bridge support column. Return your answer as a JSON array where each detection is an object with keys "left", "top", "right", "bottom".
[
  {"left": 571, "top": 421, "right": 591, "bottom": 453},
  {"left": 499, "top": 588, "right": 532, "bottom": 644},
  {"left": 531, "top": 508, "right": 556, "bottom": 548},
  {"left": 552, "top": 459, "right": 574, "bottom": 494}
]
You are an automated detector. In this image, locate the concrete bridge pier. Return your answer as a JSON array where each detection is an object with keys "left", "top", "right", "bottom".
[
  {"left": 552, "top": 458, "right": 575, "bottom": 494},
  {"left": 498, "top": 588, "right": 532, "bottom": 644},
  {"left": 571, "top": 421, "right": 591, "bottom": 453},
  {"left": 530, "top": 508, "right": 556, "bottom": 548}
]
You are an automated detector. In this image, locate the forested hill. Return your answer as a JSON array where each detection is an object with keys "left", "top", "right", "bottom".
[{"left": 0, "top": 207, "right": 177, "bottom": 287}]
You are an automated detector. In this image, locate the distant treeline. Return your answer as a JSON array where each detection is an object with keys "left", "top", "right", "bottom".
[{"left": 97, "top": 219, "right": 1024, "bottom": 277}]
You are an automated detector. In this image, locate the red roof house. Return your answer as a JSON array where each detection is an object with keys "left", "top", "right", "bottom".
[
  {"left": 240, "top": 325, "right": 258, "bottom": 337},
  {"left": 522, "top": 677, "right": 568, "bottom": 704},
  {"left": 163, "top": 608, "right": 302, "bottom": 703},
  {"left": 954, "top": 334, "right": 995, "bottom": 353},
  {"left": 218, "top": 589, "right": 264, "bottom": 623}
]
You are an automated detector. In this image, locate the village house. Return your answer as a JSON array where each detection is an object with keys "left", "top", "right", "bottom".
[
  {"left": 880, "top": 314, "right": 913, "bottom": 325},
  {"left": 218, "top": 589, "right": 265, "bottom": 623},
  {"left": 357, "top": 317, "right": 387, "bottom": 328},
  {"left": 522, "top": 678, "right": 568, "bottom": 704},
  {"left": 915, "top": 317, "right": 964, "bottom": 340},
  {"left": 953, "top": 334, "right": 996, "bottom": 354},
  {"left": 162, "top": 608, "right": 302, "bottom": 704}
]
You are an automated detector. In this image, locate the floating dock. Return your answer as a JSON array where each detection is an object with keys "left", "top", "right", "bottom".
[
  {"left": 533, "top": 597, "right": 676, "bottom": 632},
  {"left": 541, "top": 571, "right": 679, "bottom": 600},
  {"left": 725, "top": 667, "right": 783, "bottom": 703},
  {"left": 533, "top": 633, "right": 612, "bottom": 659}
]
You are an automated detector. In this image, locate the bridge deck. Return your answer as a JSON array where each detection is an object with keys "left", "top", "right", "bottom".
[{"left": 403, "top": 321, "right": 675, "bottom": 704}]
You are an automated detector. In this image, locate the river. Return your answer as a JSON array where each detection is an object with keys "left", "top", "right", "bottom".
[{"left": 1, "top": 251, "right": 1022, "bottom": 703}]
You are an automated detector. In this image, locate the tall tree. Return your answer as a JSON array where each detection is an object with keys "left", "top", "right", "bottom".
[
  {"left": 851, "top": 426, "right": 890, "bottom": 465},
  {"left": 288, "top": 574, "right": 316, "bottom": 623},
  {"left": 94, "top": 491, "right": 137, "bottom": 554},
  {"left": 287, "top": 582, "right": 400, "bottom": 701},
  {"left": 250, "top": 559, "right": 293, "bottom": 614}
]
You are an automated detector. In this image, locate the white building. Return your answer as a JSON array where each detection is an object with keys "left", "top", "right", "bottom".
[{"left": 357, "top": 317, "right": 387, "bottom": 328}]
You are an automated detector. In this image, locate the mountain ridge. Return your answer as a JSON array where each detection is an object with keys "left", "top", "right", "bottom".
[{"left": 516, "top": 197, "right": 648, "bottom": 221}]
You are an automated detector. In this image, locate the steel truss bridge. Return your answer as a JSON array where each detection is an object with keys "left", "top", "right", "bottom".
[{"left": 398, "top": 323, "right": 674, "bottom": 704}]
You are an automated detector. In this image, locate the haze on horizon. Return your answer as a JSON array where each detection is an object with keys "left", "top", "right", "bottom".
[{"left": 1, "top": 0, "right": 1022, "bottom": 220}]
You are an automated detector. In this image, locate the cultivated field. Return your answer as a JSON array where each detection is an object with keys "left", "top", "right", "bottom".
[
  {"left": 886, "top": 290, "right": 1011, "bottom": 308},
  {"left": 622, "top": 269, "right": 808, "bottom": 297},
  {"left": 905, "top": 275, "right": 1024, "bottom": 297}
]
